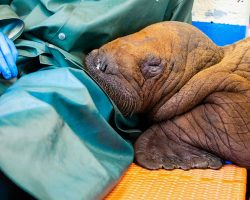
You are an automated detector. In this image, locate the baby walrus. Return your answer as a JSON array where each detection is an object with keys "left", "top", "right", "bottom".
[{"left": 86, "top": 21, "right": 250, "bottom": 170}]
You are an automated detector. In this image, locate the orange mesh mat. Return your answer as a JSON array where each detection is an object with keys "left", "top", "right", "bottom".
[{"left": 105, "top": 163, "right": 247, "bottom": 200}]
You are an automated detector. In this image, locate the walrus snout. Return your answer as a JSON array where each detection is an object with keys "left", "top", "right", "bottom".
[
  {"left": 85, "top": 46, "right": 143, "bottom": 117},
  {"left": 86, "top": 49, "right": 113, "bottom": 73}
]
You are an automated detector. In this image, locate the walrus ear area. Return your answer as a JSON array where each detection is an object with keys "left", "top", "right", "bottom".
[{"left": 140, "top": 55, "right": 164, "bottom": 79}]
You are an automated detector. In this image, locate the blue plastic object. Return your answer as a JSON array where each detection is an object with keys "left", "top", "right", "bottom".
[
  {"left": 192, "top": 21, "right": 247, "bottom": 46},
  {"left": 224, "top": 160, "right": 233, "bottom": 164},
  {"left": 0, "top": 32, "right": 18, "bottom": 79}
]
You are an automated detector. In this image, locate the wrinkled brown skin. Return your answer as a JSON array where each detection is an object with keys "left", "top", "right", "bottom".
[{"left": 85, "top": 21, "right": 250, "bottom": 170}]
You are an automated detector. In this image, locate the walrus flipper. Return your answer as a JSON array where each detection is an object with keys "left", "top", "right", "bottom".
[
  {"left": 135, "top": 83, "right": 250, "bottom": 169},
  {"left": 134, "top": 123, "right": 222, "bottom": 170}
]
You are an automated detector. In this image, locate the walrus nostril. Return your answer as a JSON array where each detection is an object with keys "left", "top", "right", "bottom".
[
  {"left": 96, "top": 57, "right": 108, "bottom": 72},
  {"left": 100, "top": 63, "right": 108, "bottom": 72}
]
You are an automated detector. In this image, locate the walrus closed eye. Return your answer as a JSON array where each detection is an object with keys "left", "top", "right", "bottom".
[{"left": 85, "top": 21, "right": 250, "bottom": 170}]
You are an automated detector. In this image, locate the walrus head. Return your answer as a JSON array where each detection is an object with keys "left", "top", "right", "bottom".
[{"left": 85, "top": 21, "right": 224, "bottom": 117}]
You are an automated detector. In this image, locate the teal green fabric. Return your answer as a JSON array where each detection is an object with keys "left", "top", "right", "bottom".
[
  {"left": 0, "top": 0, "right": 194, "bottom": 199},
  {"left": 0, "top": 5, "right": 24, "bottom": 40},
  {"left": 0, "top": 68, "right": 134, "bottom": 200}
]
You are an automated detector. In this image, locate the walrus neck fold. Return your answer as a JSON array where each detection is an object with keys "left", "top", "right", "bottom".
[{"left": 148, "top": 46, "right": 225, "bottom": 123}]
